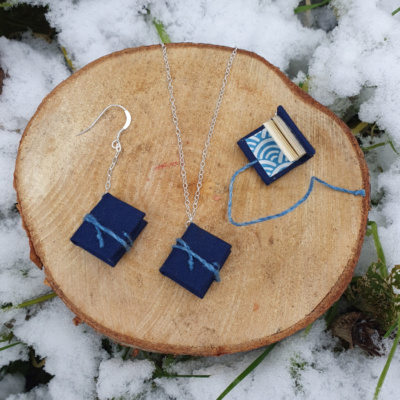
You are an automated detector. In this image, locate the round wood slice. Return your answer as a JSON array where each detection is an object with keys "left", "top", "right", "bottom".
[{"left": 14, "top": 43, "right": 369, "bottom": 356}]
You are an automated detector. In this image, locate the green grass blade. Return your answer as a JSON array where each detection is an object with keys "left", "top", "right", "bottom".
[
  {"left": 153, "top": 18, "right": 171, "bottom": 43},
  {"left": 3, "top": 292, "right": 57, "bottom": 311},
  {"left": 0, "top": 3, "right": 14, "bottom": 8},
  {"left": 384, "top": 321, "right": 397, "bottom": 339},
  {"left": 373, "top": 317, "right": 400, "bottom": 400},
  {"left": 361, "top": 142, "right": 387, "bottom": 152},
  {"left": 166, "top": 374, "right": 210, "bottom": 378},
  {"left": 61, "top": 46, "right": 76, "bottom": 72},
  {"left": 303, "top": 322, "right": 314, "bottom": 336},
  {"left": 361, "top": 140, "right": 400, "bottom": 154},
  {"left": 0, "top": 342, "right": 22, "bottom": 351},
  {"left": 388, "top": 140, "right": 400, "bottom": 155},
  {"left": 122, "top": 346, "right": 131, "bottom": 360},
  {"left": 325, "top": 301, "right": 339, "bottom": 328},
  {"left": 216, "top": 343, "right": 277, "bottom": 400},
  {"left": 351, "top": 121, "right": 370, "bottom": 135},
  {"left": 0, "top": 332, "right": 14, "bottom": 343},
  {"left": 294, "top": 0, "right": 331, "bottom": 14},
  {"left": 367, "top": 221, "right": 387, "bottom": 277},
  {"left": 15, "top": 292, "right": 57, "bottom": 308},
  {"left": 152, "top": 365, "right": 210, "bottom": 379},
  {"left": 392, "top": 7, "right": 400, "bottom": 16}
]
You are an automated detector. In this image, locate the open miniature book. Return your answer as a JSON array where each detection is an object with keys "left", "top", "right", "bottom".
[{"left": 237, "top": 106, "right": 315, "bottom": 185}]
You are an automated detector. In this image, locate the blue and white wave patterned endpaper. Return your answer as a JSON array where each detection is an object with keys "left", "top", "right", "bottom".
[{"left": 244, "top": 127, "right": 293, "bottom": 177}]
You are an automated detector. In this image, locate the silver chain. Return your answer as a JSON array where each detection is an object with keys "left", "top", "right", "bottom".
[
  {"left": 161, "top": 43, "right": 237, "bottom": 226},
  {"left": 105, "top": 139, "right": 122, "bottom": 193}
]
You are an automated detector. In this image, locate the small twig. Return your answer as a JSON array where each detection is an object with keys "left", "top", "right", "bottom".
[
  {"left": 370, "top": 123, "right": 376, "bottom": 138},
  {"left": 304, "top": 0, "right": 312, "bottom": 28}
]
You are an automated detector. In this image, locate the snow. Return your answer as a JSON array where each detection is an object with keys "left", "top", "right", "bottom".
[
  {"left": 12, "top": 299, "right": 106, "bottom": 400},
  {"left": 97, "top": 358, "right": 155, "bottom": 399},
  {"left": 5, "top": 386, "right": 52, "bottom": 400},
  {"left": 155, "top": 321, "right": 400, "bottom": 399},
  {"left": 0, "top": 36, "right": 69, "bottom": 131},
  {"left": 0, "top": 374, "right": 25, "bottom": 400},
  {"left": 1, "top": 0, "right": 400, "bottom": 399},
  {"left": 149, "top": 0, "right": 325, "bottom": 72}
]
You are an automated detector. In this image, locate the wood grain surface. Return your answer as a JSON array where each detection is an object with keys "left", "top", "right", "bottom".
[{"left": 14, "top": 43, "right": 370, "bottom": 356}]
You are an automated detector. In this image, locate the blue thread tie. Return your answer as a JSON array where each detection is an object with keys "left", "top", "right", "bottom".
[
  {"left": 83, "top": 214, "right": 132, "bottom": 252},
  {"left": 228, "top": 161, "right": 366, "bottom": 227},
  {"left": 172, "top": 238, "right": 221, "bottom": 282}
]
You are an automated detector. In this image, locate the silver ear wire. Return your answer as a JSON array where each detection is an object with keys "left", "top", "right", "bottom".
[
  {"left": 76, "top": 104, "right": 132, "bottom": 194},
  {"left": 76, "top": 104, "right": 131, "bottom": 139}
]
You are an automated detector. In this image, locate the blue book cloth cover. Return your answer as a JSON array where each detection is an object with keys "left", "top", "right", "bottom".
[
  {"left": 237, "top": 105, "right": 315, "bottom": 185},
  {"left": 70, "top": 193, "right": 147, "bottom": 267},
  {"left": 159, "top": 223, "right": 232, "bottom": 299}
]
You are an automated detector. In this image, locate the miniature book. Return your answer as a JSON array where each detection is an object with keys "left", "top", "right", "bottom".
[
  {"left": 159, "top": 223, "right": 232, "bottom": 299},
  {"left": 71, "top": 193, "right": 147, "bottom": 267},
  {"left": 237, "top": 106, "right": 315, "bottom": 185}
]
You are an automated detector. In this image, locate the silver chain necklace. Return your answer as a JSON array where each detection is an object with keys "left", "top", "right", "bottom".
[{"left": 161, "top": 43, "right": 237, "bottom": 226}]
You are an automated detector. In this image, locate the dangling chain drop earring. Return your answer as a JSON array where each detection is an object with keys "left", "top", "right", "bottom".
[{"left": 70, "top": 104, "right": 147, "bottom": 267}]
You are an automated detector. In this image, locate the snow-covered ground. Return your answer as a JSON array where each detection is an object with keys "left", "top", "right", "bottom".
[{"left": 1, "top": 0, "right": 400, "bottom": 399}]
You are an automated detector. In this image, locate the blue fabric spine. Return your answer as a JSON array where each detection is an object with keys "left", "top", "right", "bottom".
[
  {"left": 70, "top": 193, "right": 147, "bottom": 267},
  {"left": 237, "top": 105, "right": 315, "bottom": 185},
  {"left": 159, "top": 223, "right": 232, "bottom": 299}
]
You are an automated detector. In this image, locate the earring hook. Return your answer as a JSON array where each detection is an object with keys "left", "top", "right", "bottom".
[
  {"left": 76, "top": 104, "right": 131, "bottom": 141},
  {"left": 76, "top": 104, "right": 132, "bottom": 195}
]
